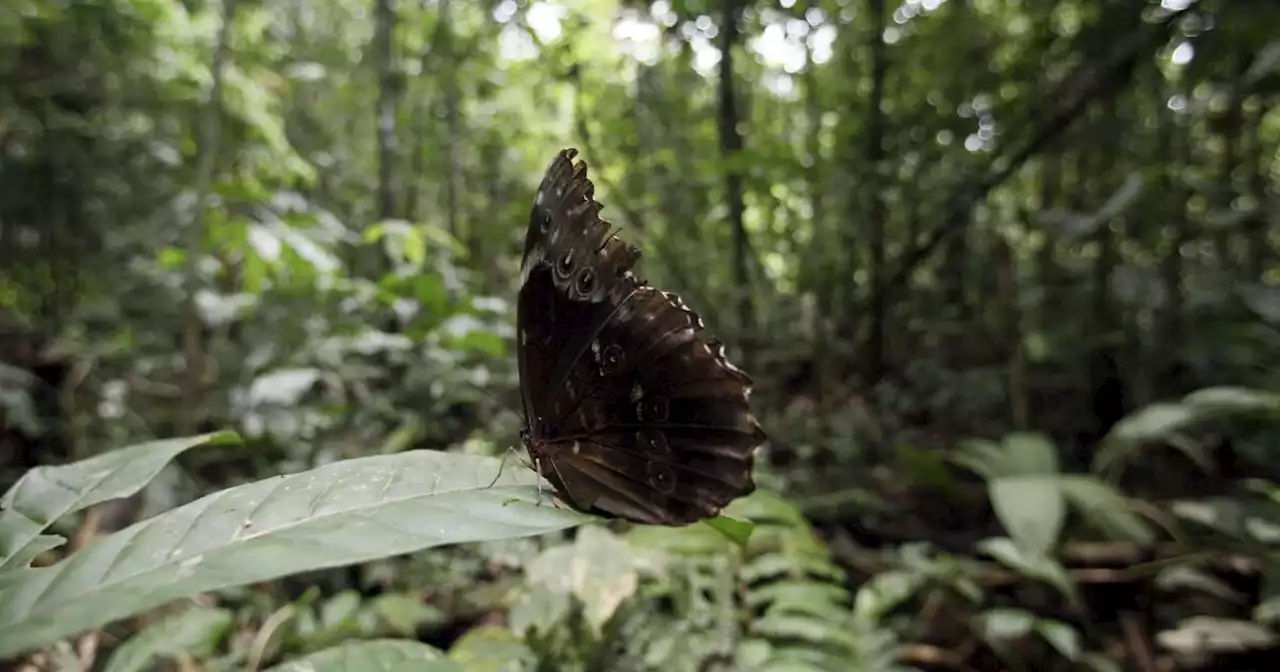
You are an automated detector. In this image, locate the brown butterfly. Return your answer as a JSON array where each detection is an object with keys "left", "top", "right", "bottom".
[{"left": 515, "top": 148, "right": 765, "bottom": 526}]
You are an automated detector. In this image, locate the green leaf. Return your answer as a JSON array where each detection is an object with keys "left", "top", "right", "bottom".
[
  {"left": 0, "top": 535, "right": 64, "bottom": 590},
  {"left": 1059, "top": 476, "right": 1155, "bottom": 543},
  {"left": 999, "top": 432, "right": 1060, "bottom": 475},
  {"left": 410, "top": 273, "right": 449, "bottom": 313},
  {"left": 1241, "top": 282, "right": 1280, "bottom": 324},
  {"left": 373, "top": 593, "right": 445, "bottom": 636},
  {"left": 1102, "top": 402, "right": 1194, "bottom": 445},
  {"left": 320, "top": 590, "right": 363, "bottom": 631},
  {"left": 978, "top": 537, "right": 1079, "bottom": 607},
  {"left": 1156, "top": 616, "right": 1277, "bottom": 656},
  {"left": 749, "top": 580, "right": 850, "bottom": 620},
  {"left": 1051, "top": 171, "right": 1145, "bottom": 239},
  {"left": 156, "top": 246, "right": 186, "bottom": 268},
  {"left": 952, "top": 438, "right": 1004, "bottom": 479},
  {"left": 1256, "top": 565, "right": 1280, "bottom": 625},
  {"left": 956, "top": 433, "right": 1061, "bottom": 482},
  {"left": 447, "top": 626, "right": 537, "bottom": 671},
  {"left": 365, "top": 219, "right": 426, "bottom": 265},
  {"left": 751, "top": 614, "right": 861, "bottom": 652},
  {"left": 627, "top": 521, "right": 730, "bottom": 556},
  {"left": 853, "top": 569, "right": 926, "bottom": 622},
  {"left": 0, "top": 450, "right": 591, "bottom": 659},
  {"left": 1092, "top": 171, "right": 1145, "bottom": 224},
  {"left": 1182, "top": 386, "right": 1280, "bottom": 415},
  {"left": 522, "top": 525, "right": 636, "bottom": 633},
  {"left": 266, "top": 639, "right": 457, "bottom": 672},
  {"left": 0, "top": 431, "right": 241, "bottom": 571},
  {"left": 0, "top": 370, "right": 41, "bottom": 436},
  {"left": 990, "top": 475, "right": 1064, "bottom": 557},
  {"left": 957, "top": 433, "right": 1065, "bottom": 556},
  {"left": 103, "top": 606, "right": 234, "bottom": 672},
  {"left": 417, "top": 221, "right": 468, "bottom": 258},
  {"left": 702, "top": 515, "right": 754, "bottom": 548},
  {"left": 1080, "top": 652, "right": 1125, "bottom": 672},
  {"left": 1095, "top": 387, "right": 1280, "bottom": 476},
  {"left": 894, "top": 442, "right": 965, "bottom": 503},
  {"left": 1035, "top": 618, "right": 1082, "bottom": 661},
  {"left": 976, "top": 607, "right": 1036, "bottom": 642},
  {"left": 439, "top": 316, "right": 506, "bottom": 357},
  {"left": 724, "top": 490, "right": 809, "bottom": 529},
  {"left": 754, "top": 659, "right": 835, "bottom": 672},
  {"left": 1244, "top": 40, "right": 1280, "bottom": 84}
]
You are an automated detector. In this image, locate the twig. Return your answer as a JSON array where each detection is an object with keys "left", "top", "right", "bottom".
[
  {"left": 1120, "top": 610, "right": 1159, "bottom": 672},
  {"left": 899, "top": 643, "right": 981, "bottom": 672},
  {"left": 246, "top": 604, "right": 295, "bottom": 672}
]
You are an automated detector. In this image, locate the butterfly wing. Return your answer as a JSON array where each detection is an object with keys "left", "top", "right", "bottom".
[{"left": 517, "top": 148, "right": 764, "bottom": 526}]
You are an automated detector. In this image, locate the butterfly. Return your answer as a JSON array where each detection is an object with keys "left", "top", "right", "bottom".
[{"left": 515, "top": 148, "right": 765, "bottom": 526}]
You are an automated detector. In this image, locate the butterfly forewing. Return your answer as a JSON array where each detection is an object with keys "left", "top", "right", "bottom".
[{"left": 516, "top": 148, "right": 765, "bottom": 526}]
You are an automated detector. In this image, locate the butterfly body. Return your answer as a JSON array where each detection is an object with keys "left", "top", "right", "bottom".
[{"left": 516, "top": 149, "right": 765, "bottom": 526}]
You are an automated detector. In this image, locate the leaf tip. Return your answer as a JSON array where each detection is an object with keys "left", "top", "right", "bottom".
[
  {"left": 702, "top": 515, "right": 754, "bottom": 547},
  {"left": 203, "top": 430, "right": 243, "bottom": 446}
]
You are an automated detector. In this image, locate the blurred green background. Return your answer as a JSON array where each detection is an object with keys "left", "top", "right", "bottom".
[{"left": 2, "top": 0, "right": 1279, "bottom": 670}]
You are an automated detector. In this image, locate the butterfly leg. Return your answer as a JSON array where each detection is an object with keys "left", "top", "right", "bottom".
[
  {"left": 486, "top": 445, "right": 533, "bottom": 489},
  {"left": 485, "top": 448, "right": 512, "bottom": 489},
  {"left": 533, "top": 457, "right": 545, "bottom": 507},
  {"left": 529, "top": 457, "right": 570, "bottom": 511}
]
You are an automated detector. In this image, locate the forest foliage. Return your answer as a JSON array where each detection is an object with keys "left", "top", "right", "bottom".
[{"left": 2, "top": 0, "right": 1279, "bottom": 670}]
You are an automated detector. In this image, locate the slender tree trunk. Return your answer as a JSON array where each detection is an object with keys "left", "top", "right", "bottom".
[
  {"left": 1245, "top": 97, "right": 1273, "bottom": 278},
  {"left": 374, "top": 0, "right": 398, "bottom": 228},
  {"left": 802, "top": 30, "right": 830, "bottom": 399},
  {"left": 405, "top": 0, "right": 434, "bottom": 222},
  {"left": 996, "top": 235, "right": 1028, "bottom": 428},
  {"left": 717, "top": 0, "right": 752, "bottom": 362},
  {"left": 863, "top": 0, "right": 888, "bottom": 382},
  {"left": 1158, "top": 79, "right": 1191, "bottom": 395},
  {"left": 181, "top": 0, "right": 237, "bottom": 435},
  {"left": 441, "top": 0, "right": 464, "bottom": 247},
  {"left": 1037, "top": 153, "right": 1061, "bottom": 346},
  {"left": 1212, "top": 51, "right": 1248, "bottom": 266}
]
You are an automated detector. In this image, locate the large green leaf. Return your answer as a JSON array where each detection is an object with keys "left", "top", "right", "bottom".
[
  {"left": 956, "top": 433, "right": 1066, "bottom": 556},
  {"left": 1095, "top": 387, "right": 1280, "bottom": 477},
  {"left": 0, "top": 431, "right": 241, "bottom": 572},
  {"left": 0, "top": 450, "right": 592, "bottom": 658},
  {"left": 990, "top": 475, "right": 1064, "bottom": 558}
]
